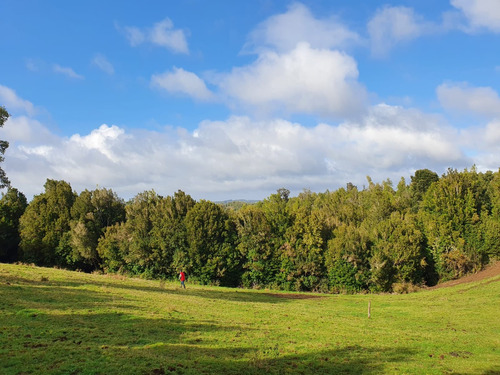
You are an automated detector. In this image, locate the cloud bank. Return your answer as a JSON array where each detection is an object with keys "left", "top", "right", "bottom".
[{"left": 3, "top": 86, "right": 495, "bottom": 201}]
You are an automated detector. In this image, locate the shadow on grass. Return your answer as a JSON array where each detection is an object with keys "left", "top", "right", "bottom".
[
  {"left": 483, "top": 368, "right": 500, "bottom": 375},
  {"left": 124, "top": 343, "right": 416, "bottom": 375},
  {"left": 2, "top": 265, "right": 324, "bottom": 304},
  {"left": 101, "top": 279, "right": 304, "bottom": 304},
  {"left": 4, "top": 272, "right": 302, "bottom": 304},
  {"left": 3, "top": 308, "right": 416, "bottom": 375},
  {"left": 2, "top": 275, "right": 417, "bottom": 375}
]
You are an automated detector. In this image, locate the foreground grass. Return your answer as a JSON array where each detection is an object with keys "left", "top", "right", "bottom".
[{"left": 1, "top": 264, "right": 499, "bottom": 375}]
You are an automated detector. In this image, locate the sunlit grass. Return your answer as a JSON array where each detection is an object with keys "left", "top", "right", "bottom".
[{"left": 1, "top": 263, "right": 499, "bottom": 374}]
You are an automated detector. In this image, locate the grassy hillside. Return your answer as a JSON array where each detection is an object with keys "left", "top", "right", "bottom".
[{"left": 1, "top": 263, "right": 499, "bottom": 374}]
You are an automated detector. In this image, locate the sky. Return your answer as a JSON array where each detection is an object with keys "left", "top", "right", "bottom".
[{"left": 1, "top": 0, "right": 500, "bottom": 201}]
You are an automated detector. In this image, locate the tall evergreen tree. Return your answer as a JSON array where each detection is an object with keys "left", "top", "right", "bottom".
[
  {"left": 70, "top": 188, "right": 125, "bottom": 270},
  {"left": 0, "top": 188, "right": 28, "bottom": 262},
  {"left": 185, "top": 200, "right": 240, "bottom": 285},
  {"left": 19, "top": 179, "right": 76, "bottom": 266},
  {"left": 149, "top": 190, "right": 196, "bottom": 277},
  {"left": 236, "top": 204, "right": 276, "bottom": 288},
  {"left": 0, "top": 106, "right": 10, "bottom": 188}
]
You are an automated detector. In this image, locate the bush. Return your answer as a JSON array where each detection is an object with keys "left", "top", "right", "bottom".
[
  {"left": 328, "top": 259, "right": 365, "bottom": 292},
  {"left": 392, "top": 282, "right": 420, "bottom": 294},
  {"left": 440, "top": 248, "right": 478, "bottom": 280}
]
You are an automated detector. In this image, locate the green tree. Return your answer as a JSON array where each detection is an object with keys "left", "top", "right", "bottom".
[
  {"left": 70, "top": 188, "right": 125, "bottom": 270},
  {"left": 410, "top": 168, "right": 439, "bottom": 202},
  {"left": 481, "top": 170, "right": 500, "bottom": 261},
  {"left": 185, "top": 200, "right": 240, "bottom": 285},
  {"left": 277, "top": 190, "right": 325, "bottom": 291},
  {"left": 325, "top": 223, "right": 371, "bottom": 292},
  {"left": 96, "top": 222, "right": 129, "bottom": 273},
  {"left": 371, "top": 212, "right": 428, "bottom": 291},
  {"left": 19, "top": 179, "right": 76, "bottom": 266},
  {"left": 236, "top": 204, "right": 276, "bottom": 288},
  {"left": 362, "top": 177, "right": 396, "bottom": 230},
  {"left": 488, "top": 169, "right": 500, "bottom": 220},
  {"left": 122, "top": 190, "right": 161, "bottom": 276},
  {"left": 96, "top": 190, "right": 195, "bottom": 278},
  {"left": 0, "top": 188, "right": 28, "bottom": 262},
  {"left": 149, "top": 190, "right": 196, "bottom": 277},
  {"left": 419, "top": 167, "right": 488, "bottom": 280},
  {"left": 394, "top": 177, "right": 413, "bottom": 213},
  {"left": 0, "top": 106, "right": 10, "bottom": 188}
]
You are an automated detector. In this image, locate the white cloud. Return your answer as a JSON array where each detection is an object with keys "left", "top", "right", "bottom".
[
  {"left": 151, "top": 67, "right": 214, "bottom": 101},
  {"left": 150, "top": 4, "right": 365, "bottom": 118},
  {"left": 123, "top": 26, "right": 145, "bottom": 46},
  {"left": 451, "top": 0, "right": 500, "bottom": 32},
  {"left": 150, "top": 18, "right": 189, "bottom": 53},
  {"left": 53, "top": 64, "right": 84, "bottom": 80},
  {"left": 70, "top": 125, "right": 125, "bottom": 162},
  {"left": 120, "top": 18, "right": 188, "bottom": 54},
  {"left": 0, "top": 85, "right": 35, "bottom": 115},
  {"left": 3, "top": 100, "right": 481, "bottom": 201},
  {"left": 0, "top": 116, "right": 55, "bottom": 143},
  {"left": 92, "top": 54, "right": 115, "bottom": 75},
  {"left": 368, "top": 6, "right": 435, "bottom": 57},
  {"left": 245, "top": 2, "right": 360, "bottom": 53},
  {"left": 458, "top": 119, "right": 500, "bottom": 171},
  {"left": 484, "top": 120, "right": 500, "bottom": 145},
  {"left": 218, "top": 42, "right": 367, "bottom": 118},
  {"left": 437, "top": 83, "right": 500, "bottom": 117}
]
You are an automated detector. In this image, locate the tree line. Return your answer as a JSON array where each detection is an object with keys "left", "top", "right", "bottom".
[{"left": 1, "top": 167, "right": 499, "bottom": 293}]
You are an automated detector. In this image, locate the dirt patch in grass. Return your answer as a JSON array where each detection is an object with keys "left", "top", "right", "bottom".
[
  {"left": 265, "top": 293, "right": 325, "bottom": 300},
  {"left": 428, "top": 261, "right": 500, "bottom": 290}
]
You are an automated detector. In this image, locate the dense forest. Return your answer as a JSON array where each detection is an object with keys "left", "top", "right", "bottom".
[{"left": 1, "top": 167, "right": 499, "bottom": 293}]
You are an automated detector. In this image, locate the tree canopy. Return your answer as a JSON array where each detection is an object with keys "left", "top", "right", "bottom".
[
  {"left": 0, "top": 106, "right": 10, "bottom": 189},
  {"left": 3, "top": 167, "right": 500, "bottom": 293}
]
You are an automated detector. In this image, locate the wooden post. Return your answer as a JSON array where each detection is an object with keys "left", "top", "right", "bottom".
[{"left": 368, "top": 300, "right": 371, "bottom": 319}]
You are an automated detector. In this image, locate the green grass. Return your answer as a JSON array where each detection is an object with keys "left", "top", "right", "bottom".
[{"left": 1, "top": 263, "right": 499, "bottom": 374}]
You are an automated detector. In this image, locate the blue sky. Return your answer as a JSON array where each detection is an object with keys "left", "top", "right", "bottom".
[{"left": 1, "top": 0, "right": 500, "bottom": 201}]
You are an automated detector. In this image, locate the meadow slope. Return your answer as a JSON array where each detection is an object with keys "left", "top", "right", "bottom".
[{"left": 1, "top": 263, "right": 499, "bottom": 375}]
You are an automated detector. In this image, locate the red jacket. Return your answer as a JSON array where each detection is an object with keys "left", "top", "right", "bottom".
[{"left": 179, "top": 272, "right": 186, "bottom": 281}]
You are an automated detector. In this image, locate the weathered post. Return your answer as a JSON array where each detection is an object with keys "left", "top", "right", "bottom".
[{"left": 368, "top": 300, "right": 371, "bottom": 319}]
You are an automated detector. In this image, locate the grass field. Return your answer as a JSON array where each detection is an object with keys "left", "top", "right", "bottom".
[{"left": 1, "top": 263, "right": 499, "bottom": 375}]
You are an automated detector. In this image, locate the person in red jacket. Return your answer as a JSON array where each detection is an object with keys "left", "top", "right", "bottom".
[{"left": 179, "top": 270, "right": 186, "bottom": 289}]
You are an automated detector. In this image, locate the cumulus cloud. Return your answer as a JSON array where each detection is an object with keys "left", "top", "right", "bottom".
[
  {"left": 218, "top": 42, "right": 367, "bottom": 118},
  {"left": 437, "top": 83, "right": 500, "bottom": 117},
  {"left": 0, "top": 116, "right": 55, "bottom": 144},
  {"left": 151, "top": 67, "right": 214, "bottom": 101},
  {"left": 70, "top": 125, "right": 125, "bottom": 162},
  {"left": 366, "top": 2, "right": 500, "bottom": 55},
  {"left": 245, "top": 2, "right": 360, "bottom": 53},
  {"left": 120, "top": 18, "right": 189, "bottom": 54},
  {"left": 0, "top": 85, "right": 35, "bottom": 115},
  {"left": 149, "top": 4, "right": 365, "bottom": 119},
  {"left": 368, "top": 6, "right": 435, "bottom": 57},
  {"left": 92, "top": 54, "right": 114, "bottom": 75},
  {"left": 484, "top": 120, "right": 500, "bottom": 145},
  {"left": 451, "top": 0, "right": 500, "bottom": 32},
  {"left": 3, "top": 99, "right": 483, "bottom": 201},
  {"left": 53, "top": 64, "right": 84, "bottom": 80}
]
